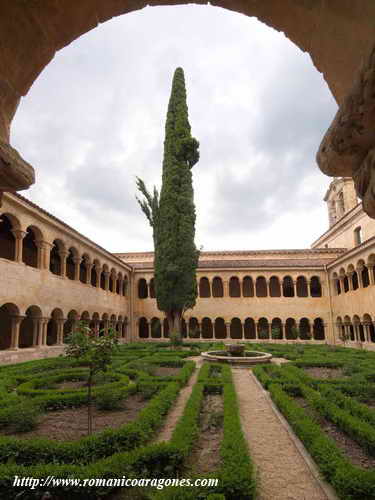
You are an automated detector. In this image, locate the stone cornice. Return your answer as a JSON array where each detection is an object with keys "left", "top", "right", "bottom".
[
  {"left": 327, "top": 235, "right": 375, "bottom": 269},
  {"left": 6, "top": 193, "right": 133, "bottom": 273}
]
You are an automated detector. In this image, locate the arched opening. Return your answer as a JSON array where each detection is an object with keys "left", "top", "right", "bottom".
[
  {"left": 109, "top": 270, "right": 115, "bottom": 292},
  {"left": 0, "top": 214, "right": 16, "bottom": 261},
  {"left": 139, "top": 317, "right": 149, "bottom": 338},
  {"left": 269, "top": 276, "right": 281, "bottom": 297},
  {"left": 244, "top": 317, "right": 256, "bottom": 339},
  {"left": 362, "top": 266, "right": 370, "bottom": 288},
  {"left": 66, "top": 248, "right": 76, "bottom": 280},
  {"left": 100, "top": 265, "right": 108, "bottom": 290},
  {"left": 0, "top": 303, "right": 19, "bottom": 349},
  {"left": 80, "top": 256, "right": 88, "bottom": 283},
  {"left": 214, "top": 317, "right": 226, "bottom": 339},
  {"left": 313, "top": 318, "right": 325, "bottom": 340},
  {"left": 310, "top": 276, "right": 322, "bottom": 297},
  {"left": 230, "top": 318, "right": 242, "bottom": 339},
  {"left": 285, "top": 317, "right": 297, "bottom": 340},
  {"left": 299, "top": 317, "right": 311, "bottom": 340},
  {"left": 81, "top": 310, "right": 90, "bottom": 326},
  {"left": 116, "top": 273, "right": 122, "bottom": 294},
  {"left": 212, "top": 277, "right": 223, "bottom": 298},
  {"left": 282, "top": 276, "right": 294, "bottom": 298},
  {"left": 149, "top": 278, "right": 156, "bottom": 298},
  {"left": 229, "top": 277, "right": 241, "bottom": 298},
  {"left": 163, "top": 318, "right": 169, "bottom": 338},
  {"left": 91, "top": 261, "right": 99, "bottom": 287},
  {"left": 188, "top": 318, "right": 200, "bottom": 339},
  {"left": 63, "top": 310, "right": 78, "bottom": 341},
  {"left": 199, "top": 277, "right": 211, "bottom": 298},
  {"left": 202, "top": 317, "right": 213, "bottom": 339},
  {"left": 242, "top": 276, "right": 254, "bottom": 297},
  {"left": 123, "top": 276, "right": 128, "bottom": 296},
  {"left": 138, "top": 278, "right": 148, "bottom": 299},
  {"left": 271, "top": 317, "right": 282, "bottom": 340},
  {"left": 352, "top": 270, "right": 359, "bottom": 290},
  {"left": 257, "top": 318, "right": 269, "bottom": 340},
  {"left": 256, "top": 277, "right": 267, "bottom": 298},
  {"left": 369, "top": 321, "right": 375, "bottom": 343},
  {"left": 47, "top": 308, "right": 63, "bottom": 346},
  {"left": 151, "top": 317, "right": 162, "bottom": 338},
  {"left": 20, "top": 305, "right": 42, "bottom": 348},
  {"left": 22, "top": 227, "right": 39, "bottom": 268},
  {"left": 50, "top": 240, "right": 63, "bottom": 276},
  {"left": 296, "top": 276, "right": 308, "bottom": 297}
]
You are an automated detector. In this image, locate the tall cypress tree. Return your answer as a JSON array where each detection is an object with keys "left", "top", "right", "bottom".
[{"left": 136, "top": 68, "right": 200, "bottom": 339}]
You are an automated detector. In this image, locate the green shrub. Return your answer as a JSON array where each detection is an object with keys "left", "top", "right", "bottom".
[
  {"left": 95, "top": 390, "right": 123, "bottom": 411},
  {"left": 11, "top": 402, "right": 41, "bottom": 433}
]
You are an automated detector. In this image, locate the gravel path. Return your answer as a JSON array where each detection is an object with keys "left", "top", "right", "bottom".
[
  {"left": 155, "top": 356, "right": 203, "bottom": 443},
  {"left": 232, "top": 368, "right": 329, "bottom": 500}
]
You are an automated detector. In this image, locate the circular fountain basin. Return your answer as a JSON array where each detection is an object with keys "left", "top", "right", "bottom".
[{"left": 201, "top": 350, "right": 272, "bottom": 365}]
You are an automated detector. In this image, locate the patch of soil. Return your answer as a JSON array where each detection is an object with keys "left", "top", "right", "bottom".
[
  {"left": 153, "top": 366, "right": 180, "bottom": 377},
  {"left": 55, "top": 380, "right": 90, "bottom": 390},
  {"left": 294, "top": 397, "right": 375, "bottom": 469},
  {"left": 4, "top": 394, "right": 147, "bottom": 441},
  {"left": 303, "top": 367, "right": 347, "bottom": 380},
  {"left": 187, "top": 394, "right": 224, "bottom": 474}
]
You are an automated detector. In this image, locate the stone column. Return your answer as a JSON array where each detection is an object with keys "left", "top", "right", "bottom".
[
  {"left": 223, "top": 280, "right": 229, "bottom": 297},
  {"left": 307, "top": 279, "right": 312, "bottom": 297},
  {"left": 339, "top": 276, "right": 345, "bottom": 293},
  {"left": 292, "top": 280, "right": 297, "bottom": 297},
  {"left": 59, "top": 250, "right": 68, "bottom": 277},
  {"left": 38, "top": 318, "right": 48, "bottom": 347},
  {"left": 112, "top": 274, "right": 117, "bottom": 293},
  {"left": 31, "top": 318, "right": 39, "bottom": 346},
  {"left": 364, "top": 323, "right": 371, "bottom": 343},
  {"left": 117, "top": 277, "right": 123, "bottom": 295},
  {"left": 368, "top": 266, "right": 375, "bottom": 286},
  {"left": 10, "top": 315, "right": 24, "bottom": 349},
  {"left": 57, "top": 319, "right": 65, "bottom": 345},
  {"left": 95, "top": 266, "right": 102, "bottom": 288},
  {"left": 280, "top": 322, "right": 285, "bottom": 340},
  {"left": 104, "top": 271, "right": 110, "bottom": 291},
  {"left": 11, "top": 229, "right": 26, "bottom": 263},
  {"left": 357, "top": 267, "right": 364, "bottom": 288},
  {"left": 225, "top": 322, "right": 230, "bottom": 340},
  {"left": 347, "top": 273, "right": 354, "bottom": 291},
  {"left": 36, "top": 240, "right": 53, "bottom": 270},
  {"left": 85, "top": 262, "right": 93, "bottom": 284},
  {"left": 73, "top": 257, "right": 81, "bottom": 281}
]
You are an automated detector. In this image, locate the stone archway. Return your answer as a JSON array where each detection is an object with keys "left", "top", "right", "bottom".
[{"left": 1, "top": 2, "right": 375, "bottom": 208}]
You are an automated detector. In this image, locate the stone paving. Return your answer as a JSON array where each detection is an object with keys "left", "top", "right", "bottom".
[{"left": 232, "top": 368, "right": 329, "bottom": 500}]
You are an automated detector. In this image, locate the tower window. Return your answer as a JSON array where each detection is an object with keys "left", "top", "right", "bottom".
[{"left": 354, "top": 226, "right": 362, "bottom": 246}]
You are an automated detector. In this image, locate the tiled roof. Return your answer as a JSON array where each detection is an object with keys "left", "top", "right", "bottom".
[{"left": 129, "top": 257, "right": 334, "bottom": 270}]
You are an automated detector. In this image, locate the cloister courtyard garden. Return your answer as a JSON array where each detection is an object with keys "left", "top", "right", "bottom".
[{"left": 1, "top": 340, "right": 375, "bottom": 499}]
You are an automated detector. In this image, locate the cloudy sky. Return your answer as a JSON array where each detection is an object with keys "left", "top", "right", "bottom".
[{"left": 11, "top": 5, "right": 338, "bottom": 253}]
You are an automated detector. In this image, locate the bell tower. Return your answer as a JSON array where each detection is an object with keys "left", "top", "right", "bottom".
[{"left": 324, "top": 178, "right": 358, "bottom": 227}]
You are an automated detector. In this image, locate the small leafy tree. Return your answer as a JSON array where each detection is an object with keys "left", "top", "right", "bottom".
[{"left": 65, "top": 322, "right": 119, "bottom": 435}]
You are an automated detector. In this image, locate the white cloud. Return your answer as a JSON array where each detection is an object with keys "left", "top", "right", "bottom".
[{"left": 11, "top": 5, "right": 337, "bottom": 253}]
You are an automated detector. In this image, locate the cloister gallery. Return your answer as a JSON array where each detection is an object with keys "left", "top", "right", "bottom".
[
  {"left": 0, "top": 175, "right": 375, "bottom": 364},
  {"left": 1, "top": 2, "right": 375, "bottom": 365}
]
